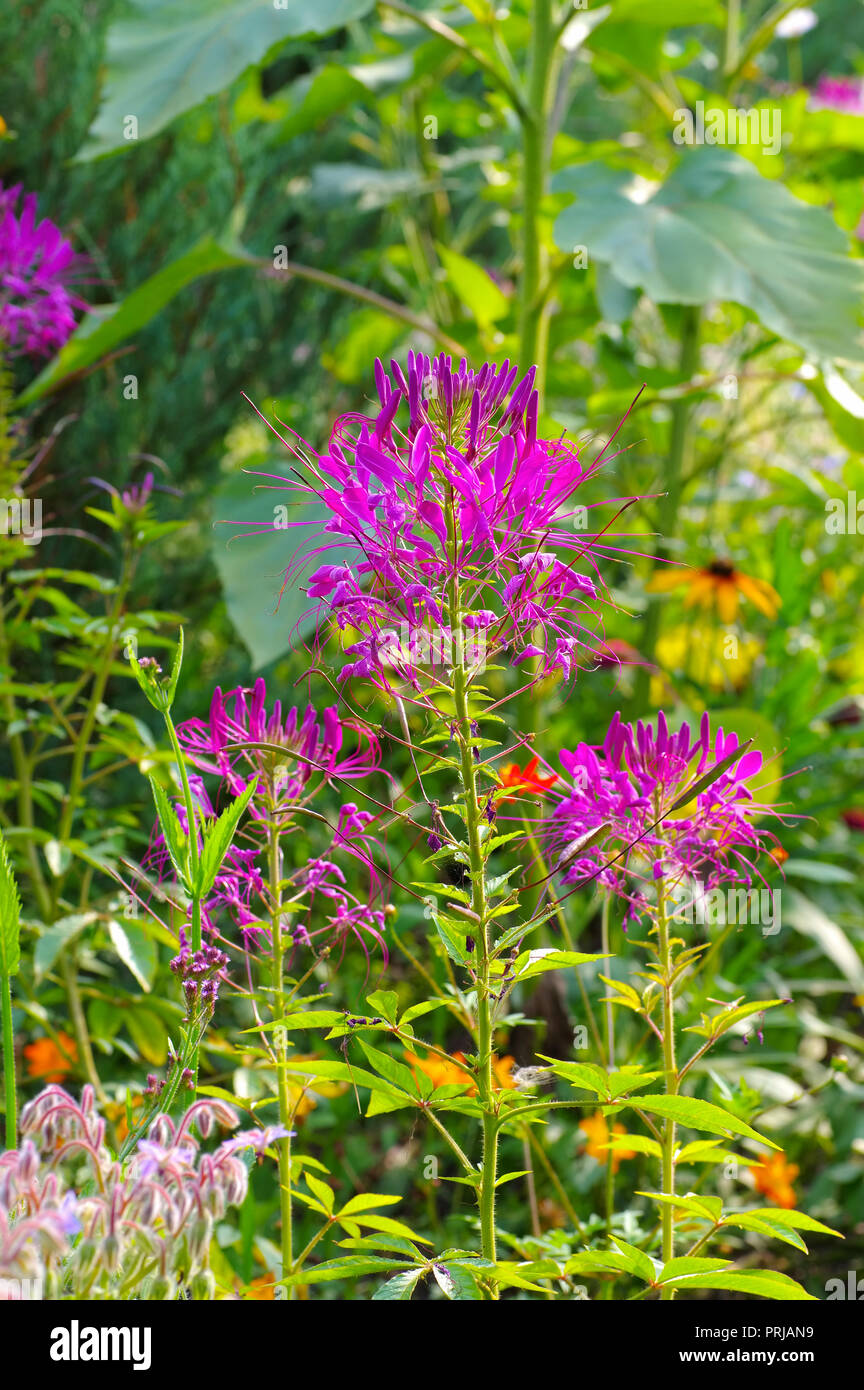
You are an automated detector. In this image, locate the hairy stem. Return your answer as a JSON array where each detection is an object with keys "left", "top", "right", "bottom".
[
  {"left": 1, "top": 971, "right": 15, "bottom": 1147},
  {"left": 657, "top": 881, "right": 678, "bottom": 1296},
  {"left": 268, "top": 823, "right": 294, "bottom": 1299}
]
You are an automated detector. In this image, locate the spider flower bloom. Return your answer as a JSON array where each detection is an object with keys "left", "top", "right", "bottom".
[
  {"left": 541, "top": 711, "right": 781, "bottom": 913},
  {"left": 176, "top": 678, "right": 381, "bottom": 812},
  {"left": 253, "top": 354, "right": 640, "bottom": 686},
  {"left": 0, "top": 182, "right": 87, "bottom": 356}
]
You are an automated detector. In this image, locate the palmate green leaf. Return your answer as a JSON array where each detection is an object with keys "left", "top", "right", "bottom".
[
  {"left": 684, "top": 999, "right": 787, "bottom": 1041},
  {"left": 724, "top": 1207, "right": 842, "bottom": 1254},
  {"left": 0, "top": 829, "right": 22, "bottom": 979},
  {"left": 553, "top": 148, "right": 864, "bottom": 363},
  {"left": 510, "top": 948, "right": 608, "bottom": 983},
  {"left": 657, "top": 1257, "right": 732, "bottom": 1284},
  {"left": 372, "top": 1269, "right": 425, "bottom": 1300},
  {"left": 433, "top": 1263, "right": 483, "bottom": 1300},
  {"left": 34, "top": 913, "right": 96, "bottom": 980},
  {"left": 304, "top": 1173, "right": 335, "bottom": 1217},
  {"left": 358, "top": 1039, "right": 428, "bottom": 1098},
  {"left": 78, "top": 0, "right": 377, "bottom": 160},
  {"left": 249, "top": 1010, "right": 345, "bottom": 1032},
  {"left": 194, "top": 776, "right": 258, "bottom": 897},
  {"left": 638, "top": 1191, "right": 724, "bottom": 1224},
  {"left": 660, "top": 1269, "right": 817, "bottom": 1301},
  {"left": 437, "top": 245, "right": 509, "bottom": 329},
  {"left": 290, "top": 1255, "right": 415, "bottom": 1285},
  {"left": 620, "top": 1094, "right": 779, "bottom": 1149}
]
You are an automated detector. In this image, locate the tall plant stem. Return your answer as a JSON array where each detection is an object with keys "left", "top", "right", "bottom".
[
  {"left": 162, "top": 708, "right": 203, "bottom": 1098},
  {"left": 635, "top": 306, "right": 701, "bottom": 711},
  {"left": 1, "top": 972, "right": 15, "bottom": 1147},
  {"left": 601, "top": 892, "right": 615, "bottom": 1232},
  {"left": 269, "top": 823, "right": 294, "bottom": 1299},
  {"left": 444, "top": 495, "right": 497, "bottom": 1288},
  {"left": 518, "top": 0, "right": 555, "bottom": 405},
  {"left": 61, "top": 945, "right": 107, "bottom": 1104},
  {"left": 657, "top": 881, "right": 678, "bottom": 1297}
]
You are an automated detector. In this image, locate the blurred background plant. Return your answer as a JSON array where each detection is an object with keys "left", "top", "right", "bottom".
[{"left": 1, "top": 0, "right": 863, "bottom": 1297}]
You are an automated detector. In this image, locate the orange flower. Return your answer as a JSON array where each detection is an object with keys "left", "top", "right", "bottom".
[
  {"left": 749, "top": 1151, "right": 799, "bottom": 1209},
  {"left": 768, "top": 845, "right": 789, "bottom": 866},
  {"left": 405, "top": 1049, "right": 518, "bottom": 1096},
  {"left": 497, "top": 756, "right": 557, "bottom": 800},
  {"left": 23, "top": 1031, "right": 78, "bottom": 1082},
  {"left": 244, "top": 1276, "right": 277, "bottom": 1300},
  {"left": 647, "top": 560, "right": 781, "bottom": 625},
  {"left": 103, "top": 1095, "right": 144, "bottom": 1144},
  {"left": 579, "top": 1110, "right": 636, "bottom": 1174}
]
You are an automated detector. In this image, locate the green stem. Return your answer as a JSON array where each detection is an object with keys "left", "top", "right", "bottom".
[
  {"left": 61, "top": 946, "right": 107, "bottom": 1104},
  {"left": 657, "top": 881, "right": 678, "bottom": 1297},
  {"left": 601, "top": 893, "right": 615, "bottom": 1234},
  {"left": 445, "top": 493, "right": 497, "bottom": 1289},
  {"left": 1, "top": 972, "right": 16, "bottom": 1147},
  {"left": 269, "top": 823, "right": 294, "bottom": 1298},
  {"left": 518, "top": 0, "right": 555, "bottom": 401},
  {"left": 163, "top": 707, "right": 203, "bottom": 1097},
  {"left": 635, "top": 306, "right": 701, "bottom": 711}
]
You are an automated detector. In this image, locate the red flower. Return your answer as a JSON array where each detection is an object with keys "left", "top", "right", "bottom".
[{"left": 497, "top": 756, "right": 557, "bottom": 800}]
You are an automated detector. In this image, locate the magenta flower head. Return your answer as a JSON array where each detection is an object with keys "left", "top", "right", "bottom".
[
  {"left": 539, "top": 711, "right": 783, "bottom": 922},
  {"left": 250, "top": 354, "right": 639, "bottom": 689},
  {"left": 176, "top": 677, "right": 381, "bottom": 813},
  {"left": 0, "top": 182, "right": 87, "bottom": 356}
]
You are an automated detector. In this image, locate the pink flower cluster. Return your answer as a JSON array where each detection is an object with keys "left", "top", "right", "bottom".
[
  {"left": 0, "top": 182, "right": 86, "bottom": 357},
  {"left": 257, "top": 354, "right": 639, "bottom": 687},
  {"left": 538, "top": 711, "right": 781, "bottom": 922}
]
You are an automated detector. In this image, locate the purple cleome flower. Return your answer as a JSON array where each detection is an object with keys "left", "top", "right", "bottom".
[
  {"left": 176, "top": 678, "right": 381, "bottom": 812},
  {"left": 0, "top": 181, "right": 87, "bottom": 356},
  {"left": 250, "top": 354, "right": 641, "bottom": 687}
]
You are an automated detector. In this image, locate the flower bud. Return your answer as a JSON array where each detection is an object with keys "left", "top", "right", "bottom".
[{"left": 190, "top": 1269, "right": 216, "bottom": 1301}]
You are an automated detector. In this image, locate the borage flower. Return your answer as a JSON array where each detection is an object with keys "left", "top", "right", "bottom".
[
  {"left": 246, "top": 354, "right": 643, "bottom": 690},
  {"left": 535, "top": 711, "right": 785, "bottom": 924}
]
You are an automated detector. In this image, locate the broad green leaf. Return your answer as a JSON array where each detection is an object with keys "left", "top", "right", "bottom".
[
  {"left": 433, "top": 1263, "right": 482, "bottom": 1300},
  {"left": 661, "top": 1269, "right": 816, "bottom": 1300},
  {"left": 511, "top": 948, "right": 607, "bottom": 983},
  {"left": 290, "top": 1256, "right": 413, "bottom": 1284},
  {"left": 339, "top": 1193, "right": 402, "bottom": 1218},
  {"left": 79, "top": 0, "right": 376, "bottom": 159},
  {"left": 34, "top": 913, "right": 96, "bottom": 980},
  {"left": 358, "top": 1040, "right": 426, "bottom": 1098},
  {"left": 107, "top": 920, "right": 157, "bottom": 992},
  {"left": 657, "top": 1257, "right": 732, "bottom": 1284},
  {"left": 437, "top": 246, "right": 509, "bottom": 328},
  {"left": 125, "top": 1006, "right": 168, "bottom": 1065},
  {"left": 304, "top": 1173, "right": 335, "bottom": 1216},
  {"left": 553, "top": 149, "right": 864, "bottom": 362},
  {"left": 365, "top": 990, "right": 399, "bottom": 1025},
  {"left": 622, "top": 1094, "right": 779, "bottom": 1148},
  {"left": 0, "top": 829, "right": 21, "bottom": 979},
  {"left": 17, "top": 239, "right": 254, "bottom": 408},
  {"left": 371, "top": 1269, "right": 424, "bottom": 1300},
  {"left": 272, "top": 65, "right": 369, "bottom": 142},
  {"left": 638, "top": 1191, "right": 724, "bottom": 1223}
]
